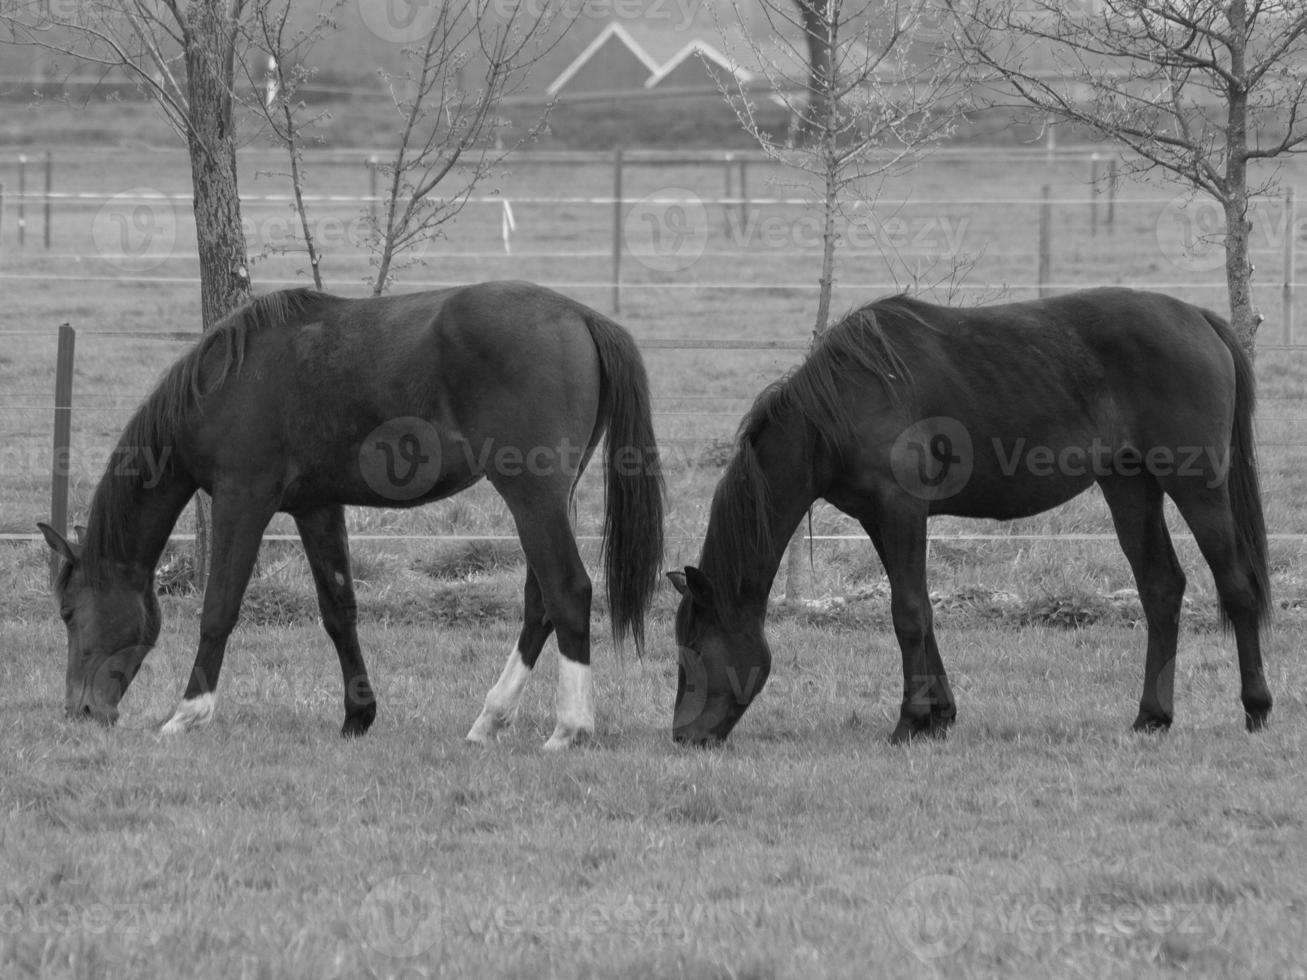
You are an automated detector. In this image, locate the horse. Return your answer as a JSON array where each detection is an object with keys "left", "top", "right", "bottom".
[
  {"left": 39, "top": 280, "right": 664, "bottom": 750},
  {"left": 669, "top": 288, "right": 1271, "bottom": 745}
]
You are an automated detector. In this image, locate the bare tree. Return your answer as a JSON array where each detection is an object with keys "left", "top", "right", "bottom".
[
  {"left": 720, "top": 0, "right": 963, "bottom": 337},
  {"left": 717, "top": 0, "right": 965, "bottom": 598},
  {"left": 946, "top": 0, "right": 1307, "bottom": 348},
  {"left": 240, "top": 0, "right": 344, "bottom": 290},
  {"left": 2, "top": 0, "right": 258, "bottom": 588},
  {"left": 364, "top": 0, "right": 559, "bottom": 295}
]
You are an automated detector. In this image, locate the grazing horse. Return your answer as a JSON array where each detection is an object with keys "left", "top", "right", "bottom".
[
  {"left": 669, "top": 288, "right": 1270, "bottom": 745},
  {"left": 39, "top": 281, "right": 664, "bottom": 749}
]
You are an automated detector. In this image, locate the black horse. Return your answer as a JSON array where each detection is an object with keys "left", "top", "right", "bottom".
[
  {"left": 40, "top": 281, "right": 664, "bottom": 749},
  {"left": 670, "top": 288, "right": 1270, "bottom": 745}
]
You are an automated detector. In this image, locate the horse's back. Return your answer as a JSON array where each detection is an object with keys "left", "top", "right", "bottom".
[
  {"left": 828, "top": 288, "right": 1242, "bottom": 518},
  {"left": 192, "top": 282, "right": 608, "bottom": 506}
]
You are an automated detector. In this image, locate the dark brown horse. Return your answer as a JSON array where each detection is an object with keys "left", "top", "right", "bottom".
[
  {"left": 40, "top": 281, "right": 664, "bottom": 749},
  {"left": 670, "top": 288, "right": 1270, "bottom": 745}
]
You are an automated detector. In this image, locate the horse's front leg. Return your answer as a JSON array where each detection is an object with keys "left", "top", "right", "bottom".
[
  {"left": 295, "top": 504, "right": 375, "bottom": 737},
  {"left": 161, "top": 486, "right": 276, "bottom": 734},
  {"left": 862, "top": 511, "right": 954, "bottom": 743}
]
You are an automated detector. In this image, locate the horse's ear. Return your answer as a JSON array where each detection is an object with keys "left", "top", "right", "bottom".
[
  {"left": 73, "top": 525, "right": 87, "bottom": 545},
  {"left": 37, "top": 523, "right": 78, "bottom": 564},
  {"left": 668, "top": 566, "right": 714, "bottom": 607}
]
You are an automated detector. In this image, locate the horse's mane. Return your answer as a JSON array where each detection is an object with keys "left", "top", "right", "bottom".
[
  {"left": 699, "top": 295, "right": 927, "bottom": 612},
  {"left": 80, "top": 288, "right": 327, "bottom": 576}
]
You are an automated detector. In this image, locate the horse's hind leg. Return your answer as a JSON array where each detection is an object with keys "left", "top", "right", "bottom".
[
  {"left": 490, "top": 484, "right": 594, "bottom": 750},
  {"left": 466, "top": 566, "right": 555, "bottom": 744},
  {"left": 294, "top": 505, "right": 375, "bottom": 737},
  {"left": 1099, "top": 476, "right": 1186, "bottom": 732},
  {"left": 861, "top": 511, "right": 955, "bottom": 743},
  {"left": 1168, "top": 485, "right": 1272, "bottom": 731}
]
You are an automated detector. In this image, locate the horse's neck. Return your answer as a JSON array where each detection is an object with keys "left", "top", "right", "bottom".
[
  {"left": 86, "top": 462, "right": 196, "bottom": 578},
  {"left": 705, "top": 418, "right": 817, "bottom": 610}
]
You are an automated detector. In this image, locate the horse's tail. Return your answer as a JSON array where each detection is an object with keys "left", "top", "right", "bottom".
[
  {"left": 582, "top": 312, "right": 665, "bottom": 653},
  {"left": 1205, "top": 308, "right": 1271, "bottom": 626}
]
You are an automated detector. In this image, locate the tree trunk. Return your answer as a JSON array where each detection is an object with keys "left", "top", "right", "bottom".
[
  {"left": 1222, "top": 0, "right": 1258, "bottom": 356},
  {"left": 1223, "top": 192, "right": 1258, "bottom": 354},
  {"left": 182, "top": 1, "right": 253, "bottom": 590},
  {"left": 785, "top": 39, "right": 843, "bottom": 604}
]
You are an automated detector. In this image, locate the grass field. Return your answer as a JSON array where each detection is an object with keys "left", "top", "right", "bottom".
[{"left": 2, "top": 122, "right": 1307, "bottom": 979}]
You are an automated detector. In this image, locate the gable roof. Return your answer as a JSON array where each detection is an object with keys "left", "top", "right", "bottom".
[
  {"left": 644, "top": 39, "right": 753, "bottom": 89},
  {"left": 546, "top": 22, "right": 662, "bottom": 96}
]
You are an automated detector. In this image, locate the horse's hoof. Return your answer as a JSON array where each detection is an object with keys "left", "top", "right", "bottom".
[
  {"left": 542, "top": 725, "right": 592, "bottom": 751},
  {"left": 160, "top": 693, "right": 216, "bottom": 735},
  {"left": 889, "top": 713, "right": 951, "bottom": 745},
  {"left": 465, "top": 711, "right": 510, "bottom": 745},
  {"left": 340, "top": 704, "right": 375, "bottom": 738},
  {"left": 1245, "top": 708, "right": 1271, "bottom": 732},
  {"left": 1131, "top": 714, "right": 1172, "bottom": 734}
]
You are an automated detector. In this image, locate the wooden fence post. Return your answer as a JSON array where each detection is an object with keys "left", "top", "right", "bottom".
[
  {"left": 49, "top": 323, "right": 76, "bottom": 582},
  {"left": 43, "top": 150, "right": 53, "bottom": 249},
  {"left": 1284, "top": 187, "right": 1296, "bottom": 346},
  {"left": 1106, "top": 157, "right": 1118, "bottom": 233},
  {"left": 611, "top": 147, "right": 623, "bottom": 314},
  {"left": 738, "top": 156, "right": 749, "bottom": 230},
  {"left": 1038, "top": 185, "right": 1052, "bottom": 297},
  {"left": 1089, "top": 153, "right": 1100, "bottom": 237},
  {"left": 18, "top": 153, "right": 27, "bottom": 249}
]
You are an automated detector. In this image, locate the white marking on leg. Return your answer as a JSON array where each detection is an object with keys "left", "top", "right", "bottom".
[
  {"left": 543, "top": 657, "right": 594, "bottom": 751},
  {"left": 466, "top": 648, "right": 532, "bottom": 745},
  {"left": 160, "top": 692, "right": 217, "bottom": 735}
]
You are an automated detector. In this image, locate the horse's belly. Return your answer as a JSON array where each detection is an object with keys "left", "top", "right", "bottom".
[{"left": 938, "top": 470, "right": 1095, "bottom": 520}]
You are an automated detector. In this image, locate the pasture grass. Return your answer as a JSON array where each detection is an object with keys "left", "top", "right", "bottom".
[
  {"left": 3, "top": 128, "right": 1307, "bottom": 978},
  {"left": 2, "top": 584, "right": 1305, "bottom": 980}
]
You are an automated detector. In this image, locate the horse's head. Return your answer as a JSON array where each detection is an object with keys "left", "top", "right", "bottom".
[
  {"left": 39, "top": 524, "right": 160, "bottom": 726},
  {"left": 668, "top": 567, "right": 771, "bottom": 746}
]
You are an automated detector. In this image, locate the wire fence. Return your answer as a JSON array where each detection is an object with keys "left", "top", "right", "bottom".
[{"left": 2, "top": 147, "right": 1306, "bottom": 550}]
